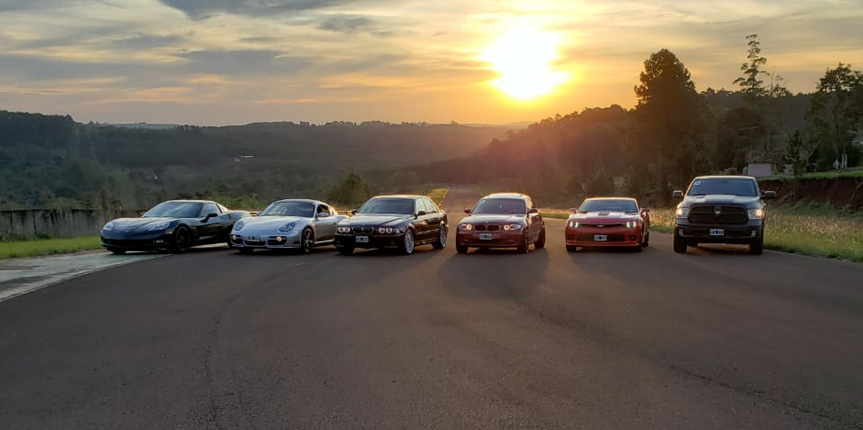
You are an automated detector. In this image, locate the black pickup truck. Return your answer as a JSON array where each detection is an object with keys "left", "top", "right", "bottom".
[{"left": 672, "top": 176, "right": 775, "bottom": 255}]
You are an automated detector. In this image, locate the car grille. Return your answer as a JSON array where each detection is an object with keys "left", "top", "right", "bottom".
[
  {"left": 580, "top": 223, "right": 624, "bottom": 228},
  {"left": 688, "top": 205, "right": 747, "bottom": 225},
  {"left": 352, "top": 226, "right": 374, "bottom": 234},
  {"left": 576, "top": 234, "right": 626, "bottom": 242},
  {"left": 474, "top": 224, "right": 500, "bottom": 231}
]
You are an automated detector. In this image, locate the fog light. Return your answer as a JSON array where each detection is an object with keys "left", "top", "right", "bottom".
[
  {"left": 276, "top": 237, "right": 283, "bottom": 242},
  {"left": 231, "top": 235, "right": 237, "bottom": 241}
]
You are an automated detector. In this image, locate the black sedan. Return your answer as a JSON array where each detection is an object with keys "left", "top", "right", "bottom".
[
  {"left": 334, "top": 195, "right": 448, "bottom": 255},
  {"left": 101, "top": 200, "right": 250, "bottom": 254}
]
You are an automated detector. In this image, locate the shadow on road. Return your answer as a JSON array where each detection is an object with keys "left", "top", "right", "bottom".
[{"left": 437, "top": 247, "right": 550, "bottom": 299}]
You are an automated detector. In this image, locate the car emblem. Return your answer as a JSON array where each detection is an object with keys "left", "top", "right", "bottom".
[{"left": 714, "top": 206, "right": 722, "bottom": 216}]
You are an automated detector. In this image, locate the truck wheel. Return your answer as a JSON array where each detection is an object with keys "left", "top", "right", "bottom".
[
  {"left": 749, "top": 229, "right": 764, "bottom": 255},
  {"left": 673, "top": 229, "right": 687, "bottom": 254}
]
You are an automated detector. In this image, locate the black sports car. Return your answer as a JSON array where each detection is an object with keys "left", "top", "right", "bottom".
[
  {"left": 334, "top": 195, "right": 448, "bottom": 255},
  {"left": 101, "top": 200, "right": 250, "bottom": 254}
]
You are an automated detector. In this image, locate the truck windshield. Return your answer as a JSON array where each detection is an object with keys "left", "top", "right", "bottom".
[{"left": 688, "top": 178, "right": 758, "bottom": 197}]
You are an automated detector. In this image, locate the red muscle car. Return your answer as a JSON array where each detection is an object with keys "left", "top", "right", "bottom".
[{"left": 565, "top": 198, "right": 650, "bottom": 252}]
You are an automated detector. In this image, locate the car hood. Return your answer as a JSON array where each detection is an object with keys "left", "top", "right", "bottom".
[
  {"left": 341, "top": 214, "right": 413, "bottom": 227},
  {"left": 460, "top": 214, "right": 527, "bottom": 224},
  {"left": 106, "top": 217, "right": 177, "bottom": 231},
  {"left": 682, "top": 195, "right": 761, "bottom": 207},
  {"left": 567, "top": 212, "right": 639, "bottom": 223},
  {"left": 238, "top": 216, "right": 309, "bottom": 230}
]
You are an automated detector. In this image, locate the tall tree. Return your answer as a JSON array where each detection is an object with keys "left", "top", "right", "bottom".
[
  {"left": 733, "top": 34, "right": 770, "bottom": 102},
  {"left": 807, "top": 63, "right": 863, "bottom": 169},
  {"left": 634, "top": 49, "right": 709, "bottom": 203}
]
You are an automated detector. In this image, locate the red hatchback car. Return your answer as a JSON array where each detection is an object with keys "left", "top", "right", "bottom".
[
  {"left": 456, "top": 193, "right": 546, "bottom": 254},
  {"left": 565, "top": 197, "right": 650, "bottom": 252}
]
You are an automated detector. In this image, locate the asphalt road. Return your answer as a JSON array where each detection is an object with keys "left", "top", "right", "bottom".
[{"left": 2, "top": 187, "right": 862, "bottom": 430}]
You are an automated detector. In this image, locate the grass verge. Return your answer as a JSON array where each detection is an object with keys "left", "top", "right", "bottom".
[
  {"left": 0, "top": 236, "right": 102, "bottom": 260},
  {"left": 427, "top": 188, "right": 450, "bottom": 206},
  {"left": 649, "top": 207, "right": 863, "bottom": 262}
]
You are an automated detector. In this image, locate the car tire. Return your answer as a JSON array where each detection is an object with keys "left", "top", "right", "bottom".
[
  {"left": 535, "top": 227, "right": 546, "bottom": 249},
  {"left": 642, "top": 230, "right": 650, "bottom": 248},
  {"left": 238, "top": 247, "right": 253, "bottom": 255},
  {"left": 516, "top": 233, "right": 529, "bottom": 254},
  {"left": 337, "top": 246, "right": 354, "bottom": 255},
  {"left": 172, "top": 227, "right": 191, "bottom": 253},
  {"left": 456, "top": 243, "right": 468, "bottom": 254},
  {"left": 300, "top": 228, "right": 314, "bottom": 254},
  {"left": 749, "top": 229, "right": 764, "bottom": 255},
  {"left": 399, "top": 229, "right": 416, "bottom": 255},
  {"left": 566, "top": 245, "right": 578, "bottom": 253},
  {"left": 432, "top": 225, "right": 447, "bottom": 250},
  {"left": 108, "top": 248, "right": 126, "bottom": 255},
  {"left": 673, "top": 229, "right": 687, "bottom": 254}
]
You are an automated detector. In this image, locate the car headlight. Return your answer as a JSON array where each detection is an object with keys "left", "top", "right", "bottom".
[
  {"left": 234, "top": 220, "right": 245, "bottom": 231},
  {"left": 747, "top": 208, "right": 764, "bottom": 219},
  {"left": 279, "top": 222, "right": 296, "bottom": 233},
  {"left": 568, "top": 221, "right": 579, "bottom": 228},
  {"left": 503, "top": 224, "right": 524, "bottom": 231},
  {"left": 626, "top": 221, "right": 637, "bottom": 228},
  {"left": 676, "top": 207, "right": 690, "bottom": 218},
  {"left": 458, "top": 223, "right": 473, "bottom": 231},
  {"left": 147, "top": 222, "right": 171, "bottom": 231},
  {"left": 376, "top": 227, "right": 402, "bottom": 234},
  {"left": 102, "top": 222, "right": 115, "bottom": 231},
  {"left": 338, "top": 226, "right": 352, "bottom": 233}
]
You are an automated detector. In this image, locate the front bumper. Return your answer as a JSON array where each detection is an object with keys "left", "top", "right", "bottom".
[
  {"left": 674, "top": 218, "right": 763, "bottom": 243},
  {"left": 334, "top": 233, "right": 404, "bottom": 249},
  {"left": 456, "top": 230, "right": 524, "bottom": 248},
  {"left": 565, "top": 226, "right": 642, "bottom": 247},
  {"left": 230, "top": 230, "right": 302, "bottom": 249},
  {"left": 101, "top": 230, "right": 174, "bottom": 250}
]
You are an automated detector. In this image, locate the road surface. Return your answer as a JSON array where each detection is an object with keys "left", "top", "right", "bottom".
[{"left": 1, "top": 187, "right": 862, "bottom": 429}]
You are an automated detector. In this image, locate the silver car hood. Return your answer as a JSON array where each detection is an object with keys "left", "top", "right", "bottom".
[{"left": 238, "top": 216, "right": 310, "bottom": 230}]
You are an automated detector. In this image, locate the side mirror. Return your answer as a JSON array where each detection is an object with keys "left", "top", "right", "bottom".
[
  {"left": 317, "top": 212, "right": 330, "bottom": 219},
  {"left": 568, "top": 208, "right": 577, "bottom": 214},
  {"left": 641, "top": 208, "right": 650, "bottom": 213},
  {"left": 762, "top": 191, "right": 776, "bottom": 200},
  {"left": 529, "top": 208, "right": 539, "bottom": 214},
  {"left": 350, "top": 209, "right": 358, "bottom": 215},
  {"left": 202, "top": 213, "right": 218, "bottom": 222},
  {"left": 416, "top": 210, "right": 427, "bottom": 218},
  {"left": 464, "top": 208, "right": 472, "bottom": 214},
  {"left": 672, "top": 190, "right": 684, "bottom": 199}
]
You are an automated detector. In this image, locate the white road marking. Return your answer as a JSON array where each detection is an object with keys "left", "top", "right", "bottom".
[{"left": 0, "top": 252, "right": 164, "bottom": 303}]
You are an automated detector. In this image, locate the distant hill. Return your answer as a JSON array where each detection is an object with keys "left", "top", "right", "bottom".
[
  {"left": 106, "top": 123, "right": 180, "bottom": 130},
  {"left": 0, "top": 111, "right": 508, "bottom": 209}
]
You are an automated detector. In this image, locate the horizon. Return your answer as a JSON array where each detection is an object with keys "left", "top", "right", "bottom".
[{"left": 1, "top": 1, "right": 861, "bottom": 125}]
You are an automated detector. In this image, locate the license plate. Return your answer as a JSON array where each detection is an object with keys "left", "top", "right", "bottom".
[
  {"left": 594, "top": 235, "right": 607, "bottom": 242},
  {"left": 356, "top": 236, "right": 369, "bottom": 243},
  {"left": 479, "top": 233, "right": 493, "bottom": 241},
  {"left": 247, "top": 235, "right": 261, "bottom": 242},
  {"left": 710, "top": 229, "right": 724, "bottom": 237}
]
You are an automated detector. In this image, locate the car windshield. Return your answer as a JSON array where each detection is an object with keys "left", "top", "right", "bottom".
[
  {"left": 358, "top": 198, "right": 415, "bottom": 215},
  {"left": 143, "top": 202, "right": 204, "bottom": 218},
  {"left": 688, "top": 178, "right": 758, "bottom": 197},
  {"left": 578, "top": 199, "right": 638, "bottom": 214},
  {"left": 258, "top": 201, "right": 316, "bottom": 217},
  {"left": 472, "top": 198, "right": 526, "bottom": 215}
]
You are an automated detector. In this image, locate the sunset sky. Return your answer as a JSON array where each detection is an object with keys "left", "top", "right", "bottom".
[{"left": 0, "top": 0, "right": 861, "bottom": 125}]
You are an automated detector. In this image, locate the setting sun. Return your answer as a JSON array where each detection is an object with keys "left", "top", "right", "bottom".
[{"left": 481, "top": 27, "right": 570, "bottom": 101}]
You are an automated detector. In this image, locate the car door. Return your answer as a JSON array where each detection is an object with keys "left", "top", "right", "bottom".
[
  {"left": 525, "top": 197, "right": 542, "bottom": 241},
  {"left": 423, "top": 198, "right": 443, "bottom": 238},
  {"left": 314, "top": 204, "right": 337, "bottom": 241},
  {"left": 413, "top": 199, "right": 431, "bottom": 241},
  {"left": 196, "top": 202, "right": 223, "bottom": 243}
]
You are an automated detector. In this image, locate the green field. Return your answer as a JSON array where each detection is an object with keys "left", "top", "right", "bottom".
[
  {"left": 648, "top": 207, "right": 863, "bottom": 262},
  {"left": 0, "top": 236, "right": 102, "bottom": 260},
  {"left": 427, "top": 188, "right": 450, "bottom": 206}
]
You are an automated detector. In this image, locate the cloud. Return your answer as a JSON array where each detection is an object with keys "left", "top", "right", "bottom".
[
  {"left": 157, "top": 0, "right": 359, "bottom": 19},
  {"left": 317, "top": 14, "right": 375, "bottom": 33},
  {"left": 176, "top": 50, "right": 311, "bottom": 76}
]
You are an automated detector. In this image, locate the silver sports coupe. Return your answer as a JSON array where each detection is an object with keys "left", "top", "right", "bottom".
[{"left": 229, "top": 199, "right": 348, "bottom": 254}]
